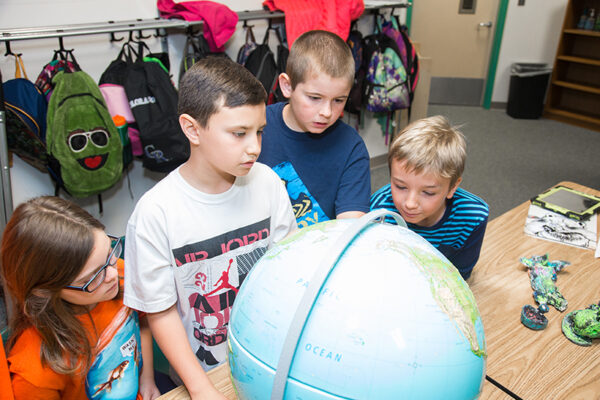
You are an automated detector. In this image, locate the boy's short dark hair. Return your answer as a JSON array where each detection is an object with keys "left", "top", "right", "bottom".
[
  {"left": 178, "top": 57, "right": 267, "bottom": 127},
  {"left": 286, "top": 30, "right": 354, "bottom": 89}
]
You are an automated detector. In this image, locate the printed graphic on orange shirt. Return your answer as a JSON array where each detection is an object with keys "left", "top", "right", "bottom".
[{"left": 86, "top": 307, "right": 141, "bottom": 400}]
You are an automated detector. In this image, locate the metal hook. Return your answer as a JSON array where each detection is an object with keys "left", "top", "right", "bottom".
[
  {"left": 107, "top": 21, "right": 124, "bottom": 42},
  {"left": 154, "top": 28, "right": 168, "bottom": 38},
  {"left": 136, "top": 29, "right": 151, "bottom": 40},
  {"left": 4, "top": 41, "right": 21, "bottom": 57},
  {"left": 55, "top": 37, "right": 74, "bottom": 60},
  {"left": 110, "top": 32, "right": 124, "bottom": 42}
]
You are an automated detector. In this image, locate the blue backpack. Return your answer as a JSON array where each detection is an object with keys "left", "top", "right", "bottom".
[{"left": 2, "top": 54, "right": 49, "bottom": 172}]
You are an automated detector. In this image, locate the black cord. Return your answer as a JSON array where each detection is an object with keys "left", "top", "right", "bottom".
[{"left": 485, "top": 375, "right": 524, "bottom": 400}]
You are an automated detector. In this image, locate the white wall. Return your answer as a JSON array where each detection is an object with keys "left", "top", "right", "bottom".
[
  {"left": 1, "top": 0, "right": 392, "bottom": 235},
  {"left": 491, "top": 0, "right": 568, "bottom": 103}
]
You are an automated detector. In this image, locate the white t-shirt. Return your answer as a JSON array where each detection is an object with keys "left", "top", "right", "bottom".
[{"left": 124, "top": 162, "right": 296, "bottom": 371}]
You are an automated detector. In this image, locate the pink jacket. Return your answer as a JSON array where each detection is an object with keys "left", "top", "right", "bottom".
[
  {"left": 157, "top": 0, "right": 238, "bottom": 52},
  {"left": 263, "top": 0, "right": 364, "bottom": 46}
]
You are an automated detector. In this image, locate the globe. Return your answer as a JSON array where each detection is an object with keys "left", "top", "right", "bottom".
[{"left": 228, "top": 210, "right": 486, "bottom": 399}]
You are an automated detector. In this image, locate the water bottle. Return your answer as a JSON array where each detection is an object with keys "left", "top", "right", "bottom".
[
  {"left": 585, "top": 9, "right": 596, "bottom": 30},
  {"left": 577, "top": 8, "right": 588, "bottom": 29},
  {"left": 112, "top": 115, "right": 133, "bottom": 167}
]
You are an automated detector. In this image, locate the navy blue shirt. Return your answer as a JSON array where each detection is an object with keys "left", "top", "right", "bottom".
[
  {"left": 370, "top": 185, "right": 489, "bottom": 280},
  {"left": 258, "top": 102, "right": 371, "bottom": 227}
]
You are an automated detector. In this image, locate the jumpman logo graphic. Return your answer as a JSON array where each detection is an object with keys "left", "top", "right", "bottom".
[{"left": 205, "top": 259, "right": 238, "bottom": 296}]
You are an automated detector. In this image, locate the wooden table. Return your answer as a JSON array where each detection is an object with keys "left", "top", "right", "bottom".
[
  {"left": 159, "top": 181, "right": 600, "bottom": 399},
  {"left": 468, "top": 181, "right": 600, "bottom": 399},
  {"left": 157, "top": 362, "right": 236, "bottom": 400}
]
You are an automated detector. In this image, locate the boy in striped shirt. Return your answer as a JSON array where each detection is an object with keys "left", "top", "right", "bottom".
[{"left": 370, "top": 116, "right": 488, "bottom": 280}]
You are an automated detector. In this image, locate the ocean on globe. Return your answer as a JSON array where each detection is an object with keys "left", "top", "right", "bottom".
[{"left": 228, "top": 212, "right": 486, "bottom": 399}]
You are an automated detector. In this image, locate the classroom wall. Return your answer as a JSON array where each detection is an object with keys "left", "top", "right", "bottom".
[
  {"left": 491, "top": 0, "right": 568, "bottom": 103},
  {"left": 0, "top": 0, "right": 391, "bottom": 235}
]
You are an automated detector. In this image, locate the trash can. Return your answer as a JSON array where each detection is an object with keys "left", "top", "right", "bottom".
[{"left": 506, "top": 63, "right": 552, "bottom": 119}]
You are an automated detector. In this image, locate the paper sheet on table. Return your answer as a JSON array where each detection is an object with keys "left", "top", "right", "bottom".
[{"left": 524, "top": 204, "right": 597, "bottom": 250}]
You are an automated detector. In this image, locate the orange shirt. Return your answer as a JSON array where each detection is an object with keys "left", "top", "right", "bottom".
[
  {"left": 0, "top": 335, "right": 14, "bottom": 400},
  {"left": 8, "top": 260, "right": 143, "bottom": 400}
]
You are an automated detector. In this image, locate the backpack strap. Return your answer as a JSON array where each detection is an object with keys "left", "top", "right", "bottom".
[
  {"left": 263, "top": 20, "right": 284, "bottom": 46},
  {"left": 13, "top": 54, "right": 27, "bottom": 80},
  {"left": 245, "top": 25, "right": 256, "bottom": 46}
]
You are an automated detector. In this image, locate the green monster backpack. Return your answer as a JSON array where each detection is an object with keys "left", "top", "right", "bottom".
[{"left": 46, "top": 70, "right": 123, "bottom": 198}]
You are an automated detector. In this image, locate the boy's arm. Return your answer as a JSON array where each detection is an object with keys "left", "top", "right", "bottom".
[
  {"left": 139, "top": 315, "right": 160, "bottom": 400},
  {"left": 336, "top": 211, "right": 366, "bottom": 219},
  {"left": 147, "top": 306, "right": 227, "bottom": 400},
  {"left": 454, "top": 218, "right": 488, "bottom": 280}
]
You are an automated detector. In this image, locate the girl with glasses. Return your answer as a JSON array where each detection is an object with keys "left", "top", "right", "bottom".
[{"left": 1, "top": 196, "right": 160, "bottom": 399}]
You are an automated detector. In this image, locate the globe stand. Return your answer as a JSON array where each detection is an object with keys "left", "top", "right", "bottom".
[{"left": 271, "top": 209, "right": 407, "bottom": 399}]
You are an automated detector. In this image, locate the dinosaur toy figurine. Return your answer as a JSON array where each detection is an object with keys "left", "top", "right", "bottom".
[
  {"left": 519, "top": 254, "right": 570, "bottom": 330},
  {"left": 562, "top": 302, "right": 600, "bottom": 346}
]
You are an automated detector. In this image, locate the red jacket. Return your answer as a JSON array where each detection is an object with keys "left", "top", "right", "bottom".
[
  {"left": 263, "top": 0, "right": 364, "bottom": 46},
  {"left": 157, "top": 0, "right": 238, "bottom": 52}
]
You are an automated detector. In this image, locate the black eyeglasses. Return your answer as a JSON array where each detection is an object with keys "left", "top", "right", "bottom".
[{"left": 65, "top": 235, "right": 123, "bottom": 293}]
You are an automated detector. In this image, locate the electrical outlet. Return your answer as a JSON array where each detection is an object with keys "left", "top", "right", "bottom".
[{"left": 518, "top": 0, "right": 525, "bottom": 5}]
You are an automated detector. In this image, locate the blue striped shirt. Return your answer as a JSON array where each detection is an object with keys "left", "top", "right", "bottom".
[{"left": 370, "top": 185, "right": 489, "bottom": 280}]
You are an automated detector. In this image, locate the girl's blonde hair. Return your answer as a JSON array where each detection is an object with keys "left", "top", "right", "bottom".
[
  {"left": 388, "top": 115, "right": 466, "bottom": 187},
  {"left": 1, "top": 196, "right": 104, "bottom": 374}
]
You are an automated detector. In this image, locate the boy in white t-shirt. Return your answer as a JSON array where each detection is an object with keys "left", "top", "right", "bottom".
[{"left": 124, "top": 57, "right": 297, "bottom": 399}]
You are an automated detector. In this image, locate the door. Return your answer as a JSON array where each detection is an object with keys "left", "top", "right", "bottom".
[{"left": 410, "top": 0, "right": 499, "bottom": 105}]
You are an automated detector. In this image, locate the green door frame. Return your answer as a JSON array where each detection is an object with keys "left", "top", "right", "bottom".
[
  {"left": 406, "top": 0, "right": 509, "bottom": 109},
  {"left": 483, "top": 0, "right": 509, "bottom": 109}
]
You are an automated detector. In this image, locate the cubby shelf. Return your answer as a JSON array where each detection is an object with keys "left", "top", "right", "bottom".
[
  {"left": 553, "top": 80, "right": 600, "bottom": 95},
  {"left": 557, "top": 55, "right": 600, "bottom": 66},
  {"left": 544, "top": 0, "right": 600, "bottom": 132}
]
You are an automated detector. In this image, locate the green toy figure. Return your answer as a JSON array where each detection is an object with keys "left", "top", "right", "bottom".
[
  {"left": 562, "top": 302, "right": 600, "bottom": 346},
  {"left": 520, "top": 254, "right": 569, "bottom": 330}
]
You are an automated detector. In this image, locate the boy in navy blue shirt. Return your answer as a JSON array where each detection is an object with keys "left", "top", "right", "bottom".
[
  {"left": 258, "top": 30, "right": 371, "bottom": 228},
  {"left": 370, "top": 116, "right": 488, "bottom": 280}
]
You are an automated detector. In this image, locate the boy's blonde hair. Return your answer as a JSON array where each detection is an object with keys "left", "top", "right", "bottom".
[
  {"left": 286, "top": 30, "right": 355, "bottom": 89},
  {"left": 388, "top": 116, "right": 466, "bottom": 187}
]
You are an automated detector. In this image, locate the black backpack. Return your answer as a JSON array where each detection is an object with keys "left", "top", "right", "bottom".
[
  {"left": 345, "top": 26, "right": 366, "bottom": 116},
  {"left": 124, "top": 58, "right": 190, "bottom": 173},
  {"left": 244, "top": 26, "right": 281, "bottom": 96},
  {"left": 267, "top": 42, "right": 289, "bottom": 105},
  {"left": 179, "top": 31, "right": 210, "bottom": 85}
]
